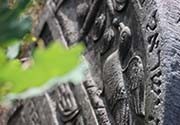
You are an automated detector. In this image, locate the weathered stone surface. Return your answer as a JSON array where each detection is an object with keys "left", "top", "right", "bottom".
[
  {"left": 7, "top": 83, "right": 97, "bottom": 125},
  {"left": 7, "top": 95, "right": 56, "bottom": 125},
  {"left": 7, "top": 0, "right": 180, "bottom": 125}
]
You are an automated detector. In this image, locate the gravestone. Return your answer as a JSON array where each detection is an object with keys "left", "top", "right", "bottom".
[{"left": 6, "top": 0, "right": 180, "bottom": 125}]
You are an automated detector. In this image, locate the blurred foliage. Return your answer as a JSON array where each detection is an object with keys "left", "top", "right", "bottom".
[
  {"left": 24, "top": 0, "right": 46, "bottom": 31},
  {"left": 0, "top": 0, "right": 32, "bottom": 43},
  {"left": 0, "top": 42, "right": 84, "bottom": 98},
  {"left": 0, "top": 0, "right": 85, "bottom": 101}
]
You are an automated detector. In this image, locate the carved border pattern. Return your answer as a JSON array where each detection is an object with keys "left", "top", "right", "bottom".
[
  {"left": 146, "top": 9, "right": 162, "bottom": 125},
  {"left": 83, "top": 80, "right": 111, "bottom": 125}
]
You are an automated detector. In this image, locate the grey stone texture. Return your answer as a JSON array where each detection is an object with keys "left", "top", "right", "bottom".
[{"left": 6, "top": 0, "right": 180, "bottom": 125}]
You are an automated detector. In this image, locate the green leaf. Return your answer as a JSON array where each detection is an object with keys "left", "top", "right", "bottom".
[{"left": 0, "top": 42, "right": 84, "bottom": 96}]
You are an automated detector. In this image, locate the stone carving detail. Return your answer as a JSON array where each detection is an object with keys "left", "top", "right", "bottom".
[
  {"left": 55, "top": 1, "right": 80, "bottom": 44},
  {"left": 151, "top": 70, "right": 162, "bottom": 95},
  {"left": 147, "top": 33, "right": 159, "bottom": 53},
  {"left": 123, "top": 56, "right": 145, "bottom": 116},
  {"left": 84, "top": 80, "right": 111, "bottom": 125},
  {"left": 91, "top": 13, "right": 106, "bottom": 42},
  {"left": 56, "top": 84, "right": 84, "bottom": 125},
  {"left": 7, "top": 96, "right": 57, "bottom": 125},
  {"left": 54, "top": 0, "right": 93, "bottom": 45},
  {"left": 79, "top": 0, "right": 103, "bottom": 40},
  {"left": 113, "top": 18, "right": 146, "bottom": 124},
  {"left": 113, "top": 19, "right": 132, "bottom": 70},
  {"left": 146, "top": 9, "right": 162, "bottom": 124},
  {"left": 136, "top": 0, "right": 145, "bottom": 8},
  {"left": 101, "top": 27, "right": 115, "bottom": 54},
  {"left": 112, "top": 0, "right": 128, "bottom": 12},
  {"left": 106, "top": 0, "right": 115, "bottom": 15},
  {"left": 118, "top": 23, "right": 131, "bottom": 44},
  {"left": 7, "top": 0, "right": 180, "bottom": 125},
  {"left": 146, "top": 10, "right": 157, "bottom": 31},
  {"left": 76, "top": 3, "right": 89, "bottom": 26},
  {"left": 103, "top": 51, "right": 129, "bottom": 125}
]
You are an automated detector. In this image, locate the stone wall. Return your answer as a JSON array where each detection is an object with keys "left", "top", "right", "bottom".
[{"left": 6, "top": 0, "right": 180, "bottom": 125}]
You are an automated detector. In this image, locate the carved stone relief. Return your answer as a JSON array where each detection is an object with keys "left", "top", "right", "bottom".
[
  {"left": 55, "top": 0, "right": 93, "bottom": 45},
  {"left": 7, "top": 96, "right": 57, "bottom": 125},
  {"left": 6, "top": 0, "right": 180, "bottom": 125},
  {"left": 106, "top": 3, "right": 147, "bottom": 124},
  {"left": 83, "top": 80, "right": 111, "bottom": 125},
  {"left": 47, "top": 83, "right": 85, "bottom": 125},
  {"left": 91, "top": 13, "right": 106, "bottom": 42},
  {"left": 56, "top": 84, "right": 84, "bottom": 124},
  {"left": 76, "top": 3, "right": 89, "bottom": 26},
  {"left": 113, "top": 20, "right": 132, "bottom": 71},
  {"left": 123, "top": 56, "right": 145, "bottom": 117},
  {"left": 145, "top": 9, "right": 162, "bottom": 125},
  {"left": 112, "top": 0, "right": 128, "bottom": 12},
  {"left": 103, "top": 51, "right": 129, "bottom": 125},
  {"left": 100, "top": 27, "right": 115, "bottom": 55}
]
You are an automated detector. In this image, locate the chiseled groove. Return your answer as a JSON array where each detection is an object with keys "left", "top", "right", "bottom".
[
  {"left": 45, "top": 93, "right": 59, "bottom": 125},
  {"left": 79, "top": 0, "right": 103, "bottom": 39}
]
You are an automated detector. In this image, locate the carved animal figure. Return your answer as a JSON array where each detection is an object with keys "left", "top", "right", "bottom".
[
  {"left": 103, "top": 50, "right": 129, "bottom": 125},
  {"left": 7, "top": 0, "right": 180, "bottom": 125}
]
